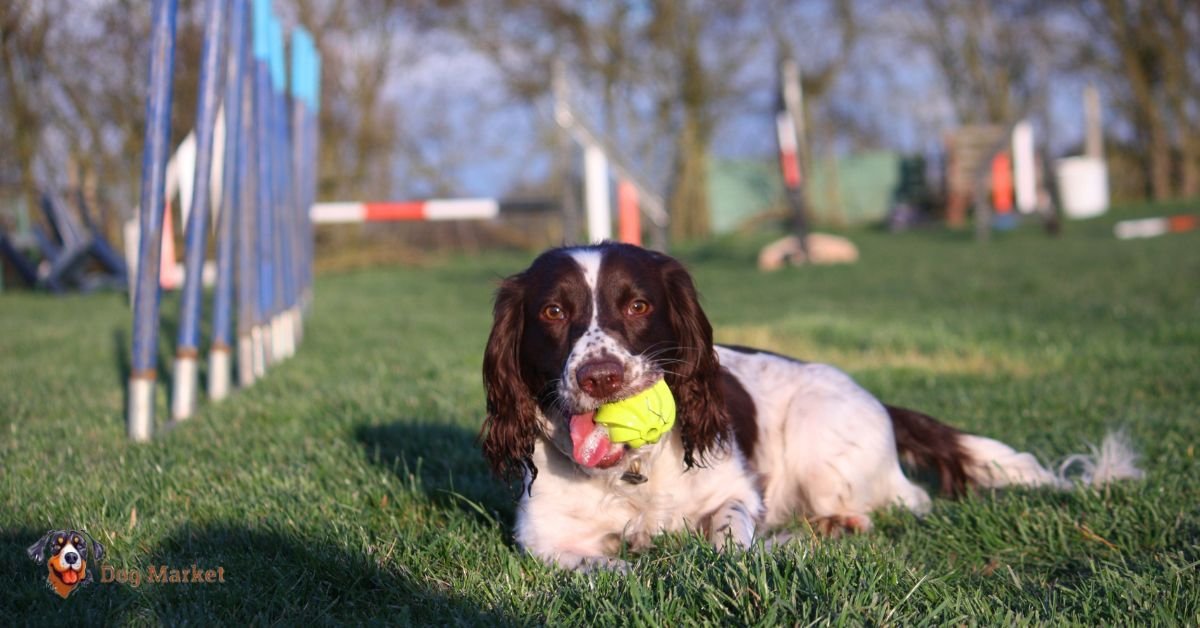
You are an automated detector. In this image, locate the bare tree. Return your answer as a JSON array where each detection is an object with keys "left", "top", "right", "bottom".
[
  {"left": 1058, "top": 0, "right": 1200, "bottom": 201},
  {"left": 6, "top": 0, "right": 1194, "bottom": 255},
  {"left": 415, "top": 0, "right": 770, "bottom": 242},
  {"left": 902, "top": 0, "right": 1063, "bottom": 127},
  {"left": 0, "top": 1, "right": 54, "bottom": 213}
]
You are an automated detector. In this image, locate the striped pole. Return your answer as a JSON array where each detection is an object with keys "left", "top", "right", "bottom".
[
  {"left": 308, "top": 47, "right": 321, "bottom": 306},
  {"left": 272, "top": 18, "right": 298, "bottom": 360},
  {"left": 775, "top": 57, "right": 810, "bottom": 258},
  {"left": 1114, "top": 214, "right": 1199, "bottom": 240},
  {"left": 172, "top": 0, "right": 227, "bottom": 421},
  {"left": 236, "top": 27, "right": 259, "bottom": 388},
  {"left": 310, "top": 199, "right": 500, "bottom": 223},
  {"left": 584, "top": 145, "right": 612, "bottom": 243},
  {"left": 290, "top": 27, "right": 314, "bottom": 342},
  {"left": 252, "top": 0, "right": 274, "bottom": 376},
  {"left": 209, "top": 0, "right": 246, "bottom": 401},
  {"left": 267, "top": 15, "right": 290, "bottom": 362},
  {"left": 990, "top": 151, "right": 1014, "bottom": 226},
  {"left": 1012, "top": 120, "right": 1037, "bottom": 214},
  {"left": 617, "top": 180, "right": 640, "bottom": 246},
  {"left": 128, "top": 0, "right": 178, "bottom": 442}
]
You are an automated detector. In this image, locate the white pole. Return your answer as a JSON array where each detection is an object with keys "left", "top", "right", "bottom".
[
  {"left": 1084, "top": 85, "right": 1103, "bottom": 160},
  {"left": 584, "top": 144, "right": 612, "bottom": 243},
  {"left": 1012, "top": 120, "right": 1037, "bottom": 214}
]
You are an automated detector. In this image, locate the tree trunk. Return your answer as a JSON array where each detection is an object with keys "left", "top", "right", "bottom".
[
  {"left": 669, "top": 114, "right": 711, "bottom": 241},
  {"left": 1147, "top": 120, "right": 1172, "bottom": 201},
  {"left": 0, "top": 14, "right": 44, "bottom": 215},
  {"left": 666, "top": 9, "right": 712, "bottom": 243},
  {"left": 1181, "top": 142, "right": 1200, "bottom": 199},
  {"left": 1103, "top": 0, "right": 1174, "bottom": 201}
]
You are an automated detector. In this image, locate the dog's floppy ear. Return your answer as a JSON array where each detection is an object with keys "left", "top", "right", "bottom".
[
  {"left": 480, "top": 275, "right": 540, "bottom": 485},
  {"left": 27, "top": 530, "right": 58, "bottom": 565},
  {"left": 658, "top": 255, "right": 730, "bottom": 468}
]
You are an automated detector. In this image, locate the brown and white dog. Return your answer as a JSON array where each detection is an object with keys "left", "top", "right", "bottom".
[
  {"left": 481, "top": 242, "right": 1141, "bottom": 571},
  {"left": 28, "top": 529, "right": 104, "bottom": 598}
]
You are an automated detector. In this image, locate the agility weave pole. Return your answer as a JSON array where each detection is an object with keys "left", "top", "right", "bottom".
[
  {"left": 127, "top": 0, "right": 178, "bottom": 442},
  {"left": 128, "top": 0, "right": 320, "bottom": 440},
  {"left": 170, "top": 0, "right": 226, "bottom": 420}
]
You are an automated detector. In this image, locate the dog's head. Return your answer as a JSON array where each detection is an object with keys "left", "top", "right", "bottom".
[
  {"left": 481, "top": 243, "right": 729, "bottom": 483},
  {"left": 28, "top": 529, "right": 104, "bottom": 598}
]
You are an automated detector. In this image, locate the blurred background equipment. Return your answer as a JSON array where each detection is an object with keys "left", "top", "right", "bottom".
[
  {"left": 758, "top": 56, "right": 859, "bottom": 270},
  {"left": 3, "top": 1, "right": 1198, "bottom": 265},
  {"left": 1114, "top": 214, "right": 1199, "bottom": 240},
  {"left": 1, "top": 2, "right": 1197, "bottom": 340},
  {"left": 0, "top": 192, "right": 127, "bottom": 292}
]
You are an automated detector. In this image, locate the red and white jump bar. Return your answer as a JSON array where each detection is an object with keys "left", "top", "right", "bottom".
[
  {"left": 1114, "top": 214, "right": 1198, "bottom": 240},
  {"left": 311, "top": 199, "right": 499, "bottom": 224}
]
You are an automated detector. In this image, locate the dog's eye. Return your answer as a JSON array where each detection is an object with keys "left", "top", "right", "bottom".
[
  {"left": 626, "top": 299, "right": 652, "bottom": 317},
  {"left": 73, "top": 536, "right": 81, "bottom": 546},
  {"left": 541, "top": 304, "right": 566, "bottom": 321}
]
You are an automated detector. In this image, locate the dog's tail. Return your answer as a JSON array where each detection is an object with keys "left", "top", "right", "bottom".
[{"left": 885, "top": 404, "right": 1143, "bottom": 496}]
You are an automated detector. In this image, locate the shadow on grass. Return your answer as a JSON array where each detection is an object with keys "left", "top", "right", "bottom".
[
  {"left": 356, "top": 420, "right": 517, "bottom": 533},
  {"left": 2, "top": 522, "right": 508, "bottom": 624}
]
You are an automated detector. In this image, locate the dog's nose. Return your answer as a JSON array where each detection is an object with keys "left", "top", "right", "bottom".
[
  {"left": 65, "top": 552, "right": 78, "bottom": 565},
  {"left": 577, "top": 359, "right": 624, "bottom": 398}
]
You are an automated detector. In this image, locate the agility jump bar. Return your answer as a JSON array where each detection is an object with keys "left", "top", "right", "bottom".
[
  {"left": 1114, "top": 214, "right": 1198, "bottom": 240},
  {"left": 311, "top": 199, "right": 500, "bottom": 224}
]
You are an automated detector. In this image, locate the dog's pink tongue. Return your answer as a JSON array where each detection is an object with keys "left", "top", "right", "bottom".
[{"left": 569, "top": 412, "right": 624, "bottom": 468}]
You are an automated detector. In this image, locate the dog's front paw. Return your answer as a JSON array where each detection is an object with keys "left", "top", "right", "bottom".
[
  {"left": 549, "top": 552, "right": 630, "bottom": 573},
  {"left": 709, "top": 500, "right": 756, "bottom": 552},
  {"left": 531, "top": 549, "right": 631, "bottom": 573},
  {"left": 761, "top": 531, "right": 797, "bottom": 551},
  {"left": 575, "top": 555, "right": 631, "bottom": 574}
]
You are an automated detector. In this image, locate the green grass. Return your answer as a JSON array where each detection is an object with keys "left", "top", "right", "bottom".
[{"left": 2, "top": 202, "right": 1199, "bottom": 625}]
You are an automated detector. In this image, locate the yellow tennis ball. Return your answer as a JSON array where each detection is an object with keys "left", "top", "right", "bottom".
[{"left": 594, "top": 379, "right": 676, "bottom": 448}]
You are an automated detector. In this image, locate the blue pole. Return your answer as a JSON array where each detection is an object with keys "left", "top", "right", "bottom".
[
  {"left": 312, "top": 46, "right": 321, "bottom": 301},
  {"left": 290, "top": 29, "right": 311, "bottom": 325},
  {"left": 283, "top": 65, "right": 300, "bottom": 352},
  {"left": 209, "top": 0, "right": 245, "bottom": 401},
  {"left": 304, "top": 40, "right": 320, "bottom": 310},
  {"left": 172, "top": 0, "right": 227, "bottom": 421},
  {"left": 291, "top": 31, "right": 318, "bottom": 313},
  {"left": 128, "top": 0, "right": 178, "bottom": 442},
  {"left": 267, "top": 14, "right": 284, "bottom": 361},
  {"left": 252, "top": 0, "right": 274, "bottom": 371},
  {"left": 236, "top": 25, "right": 259, "bottom": 387},
  {"left": 269, "top": 16, "right": 295, "bottom": 358}
]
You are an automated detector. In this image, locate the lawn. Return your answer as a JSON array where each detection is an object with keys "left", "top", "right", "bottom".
[{"left": 2, "top": 203, "right": 1198, "bottom": 624}]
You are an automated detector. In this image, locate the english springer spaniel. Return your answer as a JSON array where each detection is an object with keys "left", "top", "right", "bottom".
[{"left": 481, "top": 242, "right": 1141, "bottom": 571}]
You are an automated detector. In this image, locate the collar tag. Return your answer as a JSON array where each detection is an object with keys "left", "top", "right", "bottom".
[
  {"left": 621, "top": 461, "right": 647, "bottom": 485},
  {"left": 621, "top": 471, "right": 647, "bottom": 484}
]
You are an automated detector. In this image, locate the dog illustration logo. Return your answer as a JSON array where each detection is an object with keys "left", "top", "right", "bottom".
[{"left": 27, "top": 529, "right": 105, "bottom": 599}]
